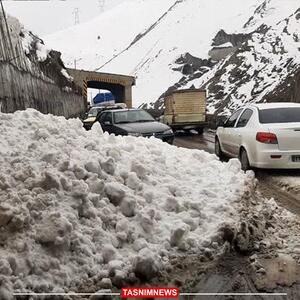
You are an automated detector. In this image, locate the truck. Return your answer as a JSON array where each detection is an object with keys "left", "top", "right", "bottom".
[{"left": 161, "top": 89, "right": 207, "bottom": 134}]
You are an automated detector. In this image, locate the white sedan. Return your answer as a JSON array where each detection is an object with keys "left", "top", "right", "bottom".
[{"left": 215, "top": 103, "right": 300, "bottom": 170}]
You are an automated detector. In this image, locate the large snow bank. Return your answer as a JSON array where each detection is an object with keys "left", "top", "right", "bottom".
[{"left": 0, "top": 110, "right": 254, "bottom": 295}]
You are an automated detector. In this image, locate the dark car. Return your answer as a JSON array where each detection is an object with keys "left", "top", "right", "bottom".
[
  {"left": 97, "top": 109, "right": 174, "bottom": 144},
  {"left": 83, "top": 104, "right": 127, "bottom": 130}
]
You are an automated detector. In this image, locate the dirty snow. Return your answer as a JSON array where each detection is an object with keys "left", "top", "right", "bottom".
[{"left": 0, "top": 109, "right": 254, "bottom": 296}]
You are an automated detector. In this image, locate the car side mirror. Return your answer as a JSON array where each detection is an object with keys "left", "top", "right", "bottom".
[{"left": 104, "top": 121, "right": 112, "bottom": 125}]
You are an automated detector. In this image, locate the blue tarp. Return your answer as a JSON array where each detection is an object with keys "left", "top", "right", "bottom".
[{"left": 92, "top": 92, "right": 115, "bottom": 105}]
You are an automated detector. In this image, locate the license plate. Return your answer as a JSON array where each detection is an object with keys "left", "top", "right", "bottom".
[{"left": 292, "top": 155, "right": 300, "bottom": 162}]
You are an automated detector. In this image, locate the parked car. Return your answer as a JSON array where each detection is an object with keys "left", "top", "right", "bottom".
[
  {"left": 97, "top": 108, "right": 174, "bottom": 144},
  {"left": 83, "top": 103, "right": 126, "bottom": 130},
  {"left": 215, "top": 103, "right": 300, "bottom": 170}
]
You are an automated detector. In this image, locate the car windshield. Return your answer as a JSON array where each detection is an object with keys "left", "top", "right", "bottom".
[
  {"left": 88, "top": 107, "right": 101, "bottom": 117},
  {"left": 114, "top": 110, "right": 154, "bottom": 124},
  {"left": 259, "top": 108, "right": 300, "bottom": 123}
]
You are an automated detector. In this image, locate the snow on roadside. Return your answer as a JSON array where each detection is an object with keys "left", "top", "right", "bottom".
[
  {"left": 0, "top": 109, "right": 254, "bottom": 296},
  {"left": 269, "top": 174, "right": 300, "bottom": 197}
]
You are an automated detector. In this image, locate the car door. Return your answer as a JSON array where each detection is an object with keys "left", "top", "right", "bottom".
[
  {"left": 219, "top": 109, "right": 243, "bottom": 156},
  {"left": 231, "top": 108, "right": 254, "bottom": 156}
]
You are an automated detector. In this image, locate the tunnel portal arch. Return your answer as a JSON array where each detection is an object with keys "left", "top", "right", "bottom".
[
  {"left": 87, "top": 80, "right": 125, "bottom": 104},
  {"left": 68, "top": 68, "right": 135, "bottom": 108}
]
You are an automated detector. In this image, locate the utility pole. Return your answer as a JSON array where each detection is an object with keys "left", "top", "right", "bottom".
[
  {"left": 98, "top": 0, "right": 105, "bottom": 12},
  {"left": 74, "top": 58, "right": 82, "bottom": 69},
  {"left": 73, "top": 8, "right": 80, "bottom": 25}
]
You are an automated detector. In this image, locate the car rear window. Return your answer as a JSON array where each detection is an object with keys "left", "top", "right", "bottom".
[{"left": 259, "top": 108, "right": 300, "bottom": 123}]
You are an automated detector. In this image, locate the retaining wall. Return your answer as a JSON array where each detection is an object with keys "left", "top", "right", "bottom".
[{"left": 0, "top": 10, "right": 85, "bottom": 118}]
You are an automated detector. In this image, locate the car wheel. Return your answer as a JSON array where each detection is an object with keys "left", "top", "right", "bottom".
[
  {"left": 215, "top": 137, "right": 225, "bottom": 160},
  {"left": 240, "top": 148, "right": 250, "bottom": 171}
]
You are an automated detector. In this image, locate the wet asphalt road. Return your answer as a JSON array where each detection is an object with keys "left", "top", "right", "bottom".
[
  {"left": 173, "top": 131, "right": 300, "bottom": 299},
  {"left": 174, "top": 130, "right": 300, "bottom": 216},
  {"left": 174, "top": 130, "right": 215, "bottom": 154}
]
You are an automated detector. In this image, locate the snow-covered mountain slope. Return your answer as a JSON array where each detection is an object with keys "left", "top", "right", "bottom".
[
  {"left": 46, "top": 0, "right": 177, "bottom": 71},
  {"left": 3, "top": 0, "right": 126, "bottom": 36},
  {"left": 180, "top": 0, "right": 300, "bottom": 114},
  {"left": 46, "top": 0, "right": 300, "bottom": 112},
  {"left": 46, "top": 0, "right": 262, "bottom": 106}
]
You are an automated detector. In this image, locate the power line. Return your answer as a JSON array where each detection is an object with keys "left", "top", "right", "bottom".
[
  {"left": 98, "top": 0, "right": 105, "bottom": 12},
  {"left": 73, "top": 7, "right": 80, "bottom": 25}
]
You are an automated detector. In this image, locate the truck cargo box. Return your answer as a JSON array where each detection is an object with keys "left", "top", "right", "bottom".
[{"left": 163, "top": 89, "right": 207, "bottom": 133}]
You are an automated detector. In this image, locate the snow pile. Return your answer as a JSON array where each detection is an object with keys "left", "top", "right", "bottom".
[
  {"left": 0, "top": 109, "right": 254, "bottom": 295},
  {"left": 244, "top": 196, "right": 300, "bottom": 265},
  {"left": 269, "top": 174, "right": 300, "bottom": 198},
  {"left": 21, "top": 29, "right": 49, "bottom": 62}
]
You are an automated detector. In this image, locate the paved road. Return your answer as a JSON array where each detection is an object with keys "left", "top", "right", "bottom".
[
  {"left": 174, "top": 131, "right": 300, "bottom": 216},
  {"left": 174, "top": 131, "right": 215, "bottom": 154},
  {"left": 174, "top": 132, "right": 300, "bottom": 299}
]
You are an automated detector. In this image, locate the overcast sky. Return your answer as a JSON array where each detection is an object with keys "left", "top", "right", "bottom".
[{"left": 2, "top": 0, "right": 125, "bottom": 37}]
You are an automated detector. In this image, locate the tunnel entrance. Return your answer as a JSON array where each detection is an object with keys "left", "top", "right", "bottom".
[
  {"left": 67, "top": 68, "right": 136, "bottom": 108},
  {"left": 87, "top": 80, "right": 125, "bottom": 104}
]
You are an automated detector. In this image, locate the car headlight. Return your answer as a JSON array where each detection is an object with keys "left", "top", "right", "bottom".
[
  {"left": 128, "top": 132, "right": 141, "bottom": 137},
  {"left": 163, "top": 129, "right": 173, "bottom": 135}
]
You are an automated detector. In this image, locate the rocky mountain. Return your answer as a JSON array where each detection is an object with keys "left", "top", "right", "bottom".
[{"left": 176, "top": 0, "right": 300, "bottom": 115}]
